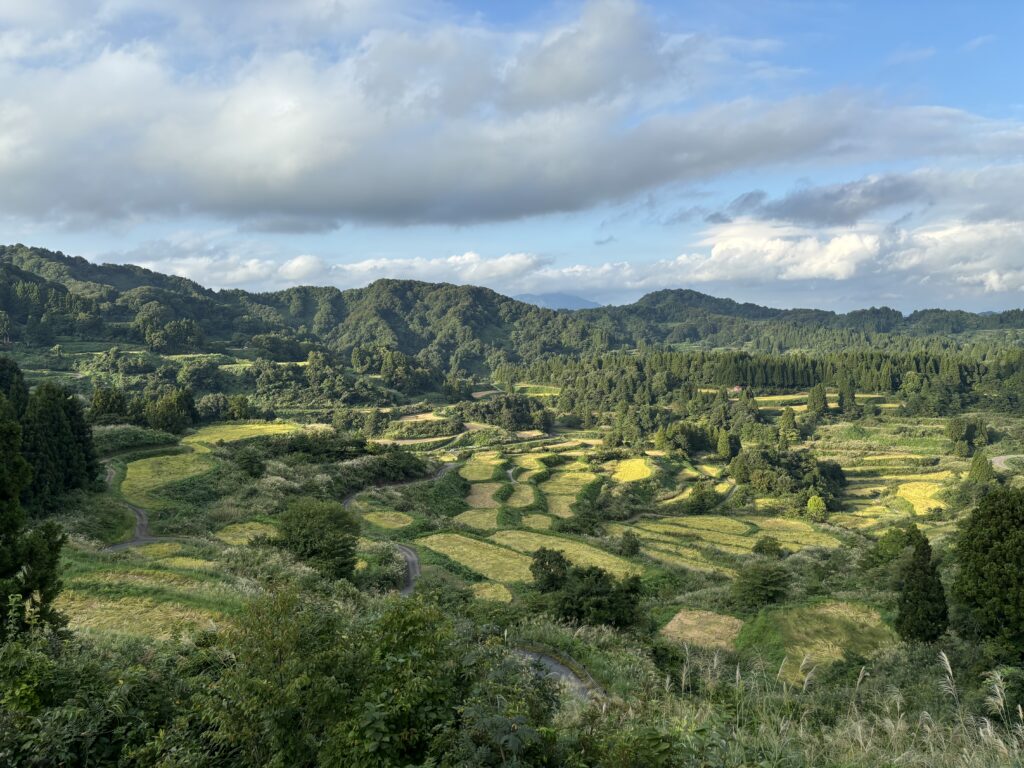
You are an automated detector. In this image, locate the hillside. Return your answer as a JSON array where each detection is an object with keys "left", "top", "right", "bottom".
[{"left": 3, "top": 244, "right": 1024, "bottom": 375}]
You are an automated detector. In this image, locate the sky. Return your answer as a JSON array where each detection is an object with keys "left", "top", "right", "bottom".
[{"left": 1, "top": 0, "right": 1023, "bottom": 311}]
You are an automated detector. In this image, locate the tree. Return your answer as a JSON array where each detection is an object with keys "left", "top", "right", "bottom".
[
  {"left": 0, "top": 356, "right": 28, "bottom": 416},
  {"left": 837, "top": 375, "right": 858, "bottom": 416},
  {"left": 619, "top": 531, "right": 641, "bottom": 557},
  {"left": 278, "top": 497, "right": 360, "bottom": 580},
  {"left": 717, "top": 428, "right": 733, "bottom": 460},
  {"left": 967, "top": 451, "right": 995, "bottom": 484},
  {"left": 806, "top": 494, "right": 828, "bottom": 522},
  {"left": 952, "top": 488, "right": 1024, "bottom": 648},
  {"left": 530, "top": 547, "right": 570, "bottom": 593},
  {"left": 894, "top": 526, "right": 948, "bottom": 643},
  {"left": 0, "top": 395, "right": 65, "bottom": 637},
  {"left": 752, "top": 535, "right": 785, "bottom": 559},
  {"left": 556, "top": 566, "right": 641, "bottom": 628},
  {"left": 145, "top": 389, "right": 196, "bottom": 434},
  {"left": 20, "top": 383, "right": 96, "bottom": 509},
  {"left": 806, "top": 383, "right": 828, "bottom": 418},
  {"left": 731, "top": 560, "right": 790, "bottom": 612}
]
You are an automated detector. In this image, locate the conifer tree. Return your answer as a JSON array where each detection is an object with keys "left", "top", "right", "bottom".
[
  {"left": 967, "top": 451, "right": 995, "bottom": 484},
  {"left": 894, "top": 526, "right": 948, "bottom": 643},
  {"left": 807, "top": 383, "right": 828, "bottom": 417},
  {"left": 0, "top": 394, "right": 65, "bottom": 637}
]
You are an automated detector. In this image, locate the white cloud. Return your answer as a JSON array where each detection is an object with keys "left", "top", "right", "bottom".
[
  {"left": 0, "top": 1, "right": 1020, "bottom": 230},
  {"left": 278, "top": 254, "right": 327, "bottom": 281}
]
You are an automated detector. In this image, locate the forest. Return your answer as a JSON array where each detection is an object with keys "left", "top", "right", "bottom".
[{"left": 3, "top": 244, "right": 1024, "bottom": 767}]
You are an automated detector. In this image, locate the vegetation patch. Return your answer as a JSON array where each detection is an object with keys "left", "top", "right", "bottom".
[
  {"left": 661, "top": 608, "right": 743, "bottom": 650},
  {"left": 55, "top": 591, "right": 223, "bottom": 639},
  {"left": 506, "top": 483, "right": 535, "bottom": 507},
  {"left": 417, "top": 533, "right": 534, "bottom": 582},
  {"left": 521, "top": 513, "right": 553, "bottom": 529},
  {"left": 471, "top": 582, "right": 513, "bottom": 602},
  {"left": 738, "top": 601, "right": 897, "bottom": 683},
  {"left": 215, "top": 521, "right": 278, "bottom": 545},
  {"left": 459, "top": 452, "right": 503, "bottom": 481}
]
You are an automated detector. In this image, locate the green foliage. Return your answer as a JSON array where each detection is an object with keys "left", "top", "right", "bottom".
[
  {"left": 555, "top": 566, "right": 642, "bottom": 628},
  {"left": 952, "top": 487, "right": 1024, "bottom": 650},
  {"left": 807, "top": 383, "right": 829, "bottom": 417},
  {"left": 731, "top": 560, "right": 791, "bottom": 612},
  {"left": 278, "top": 497, "right": 360, "bottom": 580},
  {"left": 968, "top": 451, "right": 995, "bottom": 484},
  {"left": 894, "top": 526, "right": 948, "bottom": 643},
  {"left": 807, "top": 494, "right": 828, "bottom": 522},
  {"left": 530, "top": 547, "right": 570, "bottom": 592},
  {"left": 0, "top": 396, "right": 65, "bottom": 638},
  {"left": 20, "top": 382, "right": 97, "bottom": 511},
  {"left": 752, "top": 535, "right": 786, "bottom": 559}
]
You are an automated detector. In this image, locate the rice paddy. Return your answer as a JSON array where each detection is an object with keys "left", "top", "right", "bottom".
[
  {"left": 417, "top": 533, "right": 535, "bottom": 582},
  {"left": 521, "top": 514, "right": 553, "bottom": 529},
  {"left": 460, "top": 451, "right": 503, "bottom": 481},
  {"left": 741, "top": 601, "right": 897, "bottom": 683},
  {"left": 363, "top": 510, "right": 415, "bottom": 529},
  {"left": 215, "top": 521, "right": 277, "bottom": 545},
  {"left": 488, "top": 530, "right": 642, "bottom": 578},
  {"left": 506, "top": 483, "right": 536, "bottom": 507},
  {"left": 466, "top": 482, "right": 502, "bottom": 508},
  {"left": 454, "top": 508, "right": 500, "bottom": 530},
  {"left": 610, "top": 457, "right": 655, "bottom": 482},
  {"left": 661, "top": 609, "right": 744, "bottom": 650}
]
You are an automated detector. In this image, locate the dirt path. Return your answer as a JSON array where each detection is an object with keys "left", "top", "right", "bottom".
[
  {"left": 396, "top": 544, "right": 421, "bottom": 595},
  {"left": 992, "top": 455, "right": 1024, "bottom": 471},
  {"left": 103, "top": 504, "right": 165, "bottom": 552},
  {"left": 512, "top": 649, "right": 600, "bottom": 701}
]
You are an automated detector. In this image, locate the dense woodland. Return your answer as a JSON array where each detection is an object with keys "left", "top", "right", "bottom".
[{"left": 3, "top": 245, "right": 1024, "bottom": 766}]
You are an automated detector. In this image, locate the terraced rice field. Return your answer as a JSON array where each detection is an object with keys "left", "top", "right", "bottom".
[
  {"left": 363, "top": 510, "right": 414, "bottom": 529},
  {"left": 417, "top": 534, "right": 534, "bottom": 582},
  {"left": 742, "top": 601, "right": 897, "bottom": 683},
  {"left": 659, "top": 486, "right": 694, "bottom": 505},
  {"left": 539, "top": 471, "right": 596, "bottom": 495},
  {"left": 610, "top": 457, "right": 655, "bottom": 482},
  {"left": 506, "top": 483, "right": 535, "bottom": 507},
  {"left": 521, "top": 514, "right": 553, "bottom": 529},
  {"left": 466, "top": 482, "right": 502, "bottom": 508},
  {"left": 460, "top": 452, "right": 503, "bottom": 481},
  {"left": 610, "top": 515, "right": 838, "bottom": 567},
  {"left": 57, "top": 544, "right": 244, "bottom": 639},
  {"left": 471, "top": 582, "right": 513, "bottom": 602},
  {"left": 489, "top": 531, "right": 641, "bottom": 578},
  {"left": 454, "top": 508, "right": 499, "bottom": 530},
  {"left": 545, "top": 495, "right": 576, "bottom": 518},
  {"left": 661, "top": 609, "right": 743, "bottom": 650},
  {"left": 215, "top": 521, "right": 277, "bottom": 545}
]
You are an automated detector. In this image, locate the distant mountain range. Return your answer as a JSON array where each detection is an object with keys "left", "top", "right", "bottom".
[
  {"left": 3, "top": 243, "right": 1024, "bottom": 375},
  {"left": 512, "top": 292, "right": 601, "bottom": 310}
]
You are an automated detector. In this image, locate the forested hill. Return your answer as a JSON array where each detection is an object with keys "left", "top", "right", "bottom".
[{"left": 3, "top": 243, "right": 1024, "bottom": 373}]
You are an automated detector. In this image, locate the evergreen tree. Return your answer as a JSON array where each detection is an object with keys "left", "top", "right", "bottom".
[
  {"left": 806, "top": 494, "right": 828, "bottom": 521},
  {"left": 967, "top": 451, "right": 995, "bottom": 484},
  {"left": 20, "top": 383, "right": 78, "bottom": 510},
  {"left": 530, "top": 548, "right": 570, "bottom": 593},
  {"left": 717, "top": 428, "right": 732, "bottom": 459},
  {"left": 0, "top": 394, "right": 65, "bottom": 637},
  {"left": 952, "top": 488, "right": 1024, "bottom": 648},
  {"left": 894, "top": 526, "right": 948, "bottom": 642},
  {"left": 837, "top": 375, "right": 858, "bottom": 417},
  {"left": 0, "top": 356, "right": 28, "bottom": 416},
  {"left": 806, "top": 383, "right": 828, "bottom": 417}
]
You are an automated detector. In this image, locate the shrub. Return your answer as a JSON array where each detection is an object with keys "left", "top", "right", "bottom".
[{"left": 731, "top": 561, "right": 790, "bottom": 612}]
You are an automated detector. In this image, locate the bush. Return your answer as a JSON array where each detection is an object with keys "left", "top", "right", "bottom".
[
  {"left": 731, "top": 561, "right": 790, "bottom": 612},
  {"left": 278, "top": 497, "right": 360, "bottom": 580}
]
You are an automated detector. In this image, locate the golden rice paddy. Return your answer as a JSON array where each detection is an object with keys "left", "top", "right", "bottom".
[
  {"left": 488, "top": 530, "right": 641, "bottom": 578},
  {"left": 661, "top": 609, "right": 743, "bottom": 650},
  {"left": 417, "top": 534, "right": 534, "bottom": 582},
  {"left": 466, "top": 482, "right": 502, "bottom": 508}
]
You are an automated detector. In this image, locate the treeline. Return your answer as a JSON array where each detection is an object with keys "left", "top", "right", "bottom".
[{"left": 507, "top": 346, "right": 1024, "bottom": 418}]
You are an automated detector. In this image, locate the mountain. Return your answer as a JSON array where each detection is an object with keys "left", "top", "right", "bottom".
[
  {"left": 513, "top": 292, "right": 601, "bottom": 310},
  {"left": 4, "top": 243, "right": 1024, "bottom": 374}
]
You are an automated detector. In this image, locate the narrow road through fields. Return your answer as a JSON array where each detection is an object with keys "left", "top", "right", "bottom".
[
  {"left": 513, "top": 649, "right": 600, "bottom": 701},
  {"left": 992, "top": 454, "right": 1024, "bottom": 471}
]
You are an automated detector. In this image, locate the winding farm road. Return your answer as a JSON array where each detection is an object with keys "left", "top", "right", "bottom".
[
  {"left": 991, "top": 455, "right": 1024, "bottom": 472},
  {"left": 512, "top": 649, "right": 600, "bottom": 701}
]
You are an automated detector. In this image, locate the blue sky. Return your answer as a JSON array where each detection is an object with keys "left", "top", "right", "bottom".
[{"left": 1, "top": 0, "right": 1022, "bottom": 310}]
